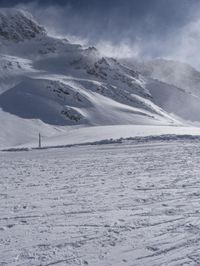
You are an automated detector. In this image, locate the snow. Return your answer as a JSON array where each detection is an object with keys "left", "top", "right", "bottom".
[
  {"left": 2, "top": 8, "right": 200, "bottom": 266},
  {"left": 146, "top": 78, "right": 200, "bottom": 123},
  {"left": 4, "top": 124, "right": 200, "bottom": 150},
  {"left": 136, "top": 58, "right": 200, "bottom": 97},
  {"left": 123, "top": 58, "right": 200, "bottom": 123},
  {"left": 1, "top": 140, "right": 200, "bottom": 265},
  {"left": 1, "top": 9, "right": 200, "bottom": 149},
  {"left": 0, "top": 8, "right": 45, "bottom": 42},
  {"left": 41, "top": 124, "right": 200, "bottom": 145},
  {"left": 0, "top": 109, "right": 64, "bottom": 148}
]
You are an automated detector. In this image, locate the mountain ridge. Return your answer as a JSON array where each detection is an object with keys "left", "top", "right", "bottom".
[{"left": 0, "top": 8, "right": 46, "bottom": 42}]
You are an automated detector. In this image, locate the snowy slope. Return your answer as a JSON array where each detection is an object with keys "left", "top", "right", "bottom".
[
  {"left": 0, "top": 8, "right": 182, "bottom": 148},
  {"left": 0, "top": 8, "right": 200, "bottom": 148},
  {"left": 146, "top": 78, "right": 200, "bottom": 123},
  {"left": 2, "top": 140, "right": 200, "bottom": 265},
  {"left": 122, "top": 58, "right": 200, "bottom": 123},
  {"left": 0, "top": 8, "right": 45, "bottom": 42},
  {"left": 136, "top": 58, "right": 200, "bottom": 97},
  {"left": 16, "top": 124, "right": 200, "bottom": 150}
]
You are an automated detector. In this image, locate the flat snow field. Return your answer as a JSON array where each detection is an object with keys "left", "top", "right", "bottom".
[{"left": 1, "top": 140, "right": 200, "bottom": 266}]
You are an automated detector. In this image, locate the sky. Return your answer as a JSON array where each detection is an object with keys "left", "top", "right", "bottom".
[{"left": 0, "top": 0, "right": 200, "bottom": 66}]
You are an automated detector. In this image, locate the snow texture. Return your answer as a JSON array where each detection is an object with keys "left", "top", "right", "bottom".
[{"left": 1, "top": 140, "right": 200, "bottom": 265}]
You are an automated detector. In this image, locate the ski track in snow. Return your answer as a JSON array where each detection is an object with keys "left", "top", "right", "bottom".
[{"left": 1, "top": 140, "right": 200, "bottom": 265}]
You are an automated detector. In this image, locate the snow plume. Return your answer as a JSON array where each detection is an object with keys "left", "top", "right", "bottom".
[
  {"left": 170, "top": 17, "right": 200, "bottom": 69},
  {"left": 95, "top": 40, "right": 141, "bottom": 59},
  {"left": 14, "top": 2, "right": 71, "bottom": 36},
  {"left": 12, "top": 0, "right": 200, "bottom": 68},
  {"left": 13, "top": 2, "right": 142, "bottom": 58}
]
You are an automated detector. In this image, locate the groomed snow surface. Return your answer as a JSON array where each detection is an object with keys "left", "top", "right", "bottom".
[{"left": 1, "top": 139, "right": 200, "bottom": 266}]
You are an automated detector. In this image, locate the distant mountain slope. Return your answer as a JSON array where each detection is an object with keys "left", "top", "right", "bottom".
[
  {"left": 122, "top": 58, "right": 200, "bottom": 123},
  {"left": 135, "top": 58, "right": 200, "bottom": 97},
  {"left": 146, "top": 78, "right": 200, "bottom": 122}
]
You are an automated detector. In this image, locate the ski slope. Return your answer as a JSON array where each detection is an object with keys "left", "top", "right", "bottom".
[{"left": 1, "top": 140, "right": 200, "bottom": 265}]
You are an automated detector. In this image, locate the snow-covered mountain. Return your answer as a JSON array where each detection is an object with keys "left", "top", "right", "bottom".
[
  {"left": 1, "top": 8, "right": 200, "bottom": 148},
  {"left": 0, "top": 8, "right": 45, "bottom": 41},
  {"left": 122, "top": 58, "right": 200, "bottom": 124},
  {"left": 135, "top": 58, "right": 200, "bottom": 97}
]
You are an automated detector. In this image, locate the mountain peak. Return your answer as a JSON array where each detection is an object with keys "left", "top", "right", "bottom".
[{"left": 0, "top": 8, "right": 46, "bottom": 42}]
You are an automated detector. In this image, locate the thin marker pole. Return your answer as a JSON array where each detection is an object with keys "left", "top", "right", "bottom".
[{"left": 39, "top": 133, "right": 41, "bottom": 149}]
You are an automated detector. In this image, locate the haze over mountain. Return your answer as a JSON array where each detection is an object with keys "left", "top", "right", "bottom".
[{"left": 1, "top": 8, "right": 200, "bottom": 148}]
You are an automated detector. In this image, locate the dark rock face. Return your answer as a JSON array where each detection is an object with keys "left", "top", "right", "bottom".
[{"left": 0, "top": 8, "right": 46, "bottom": 42}]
